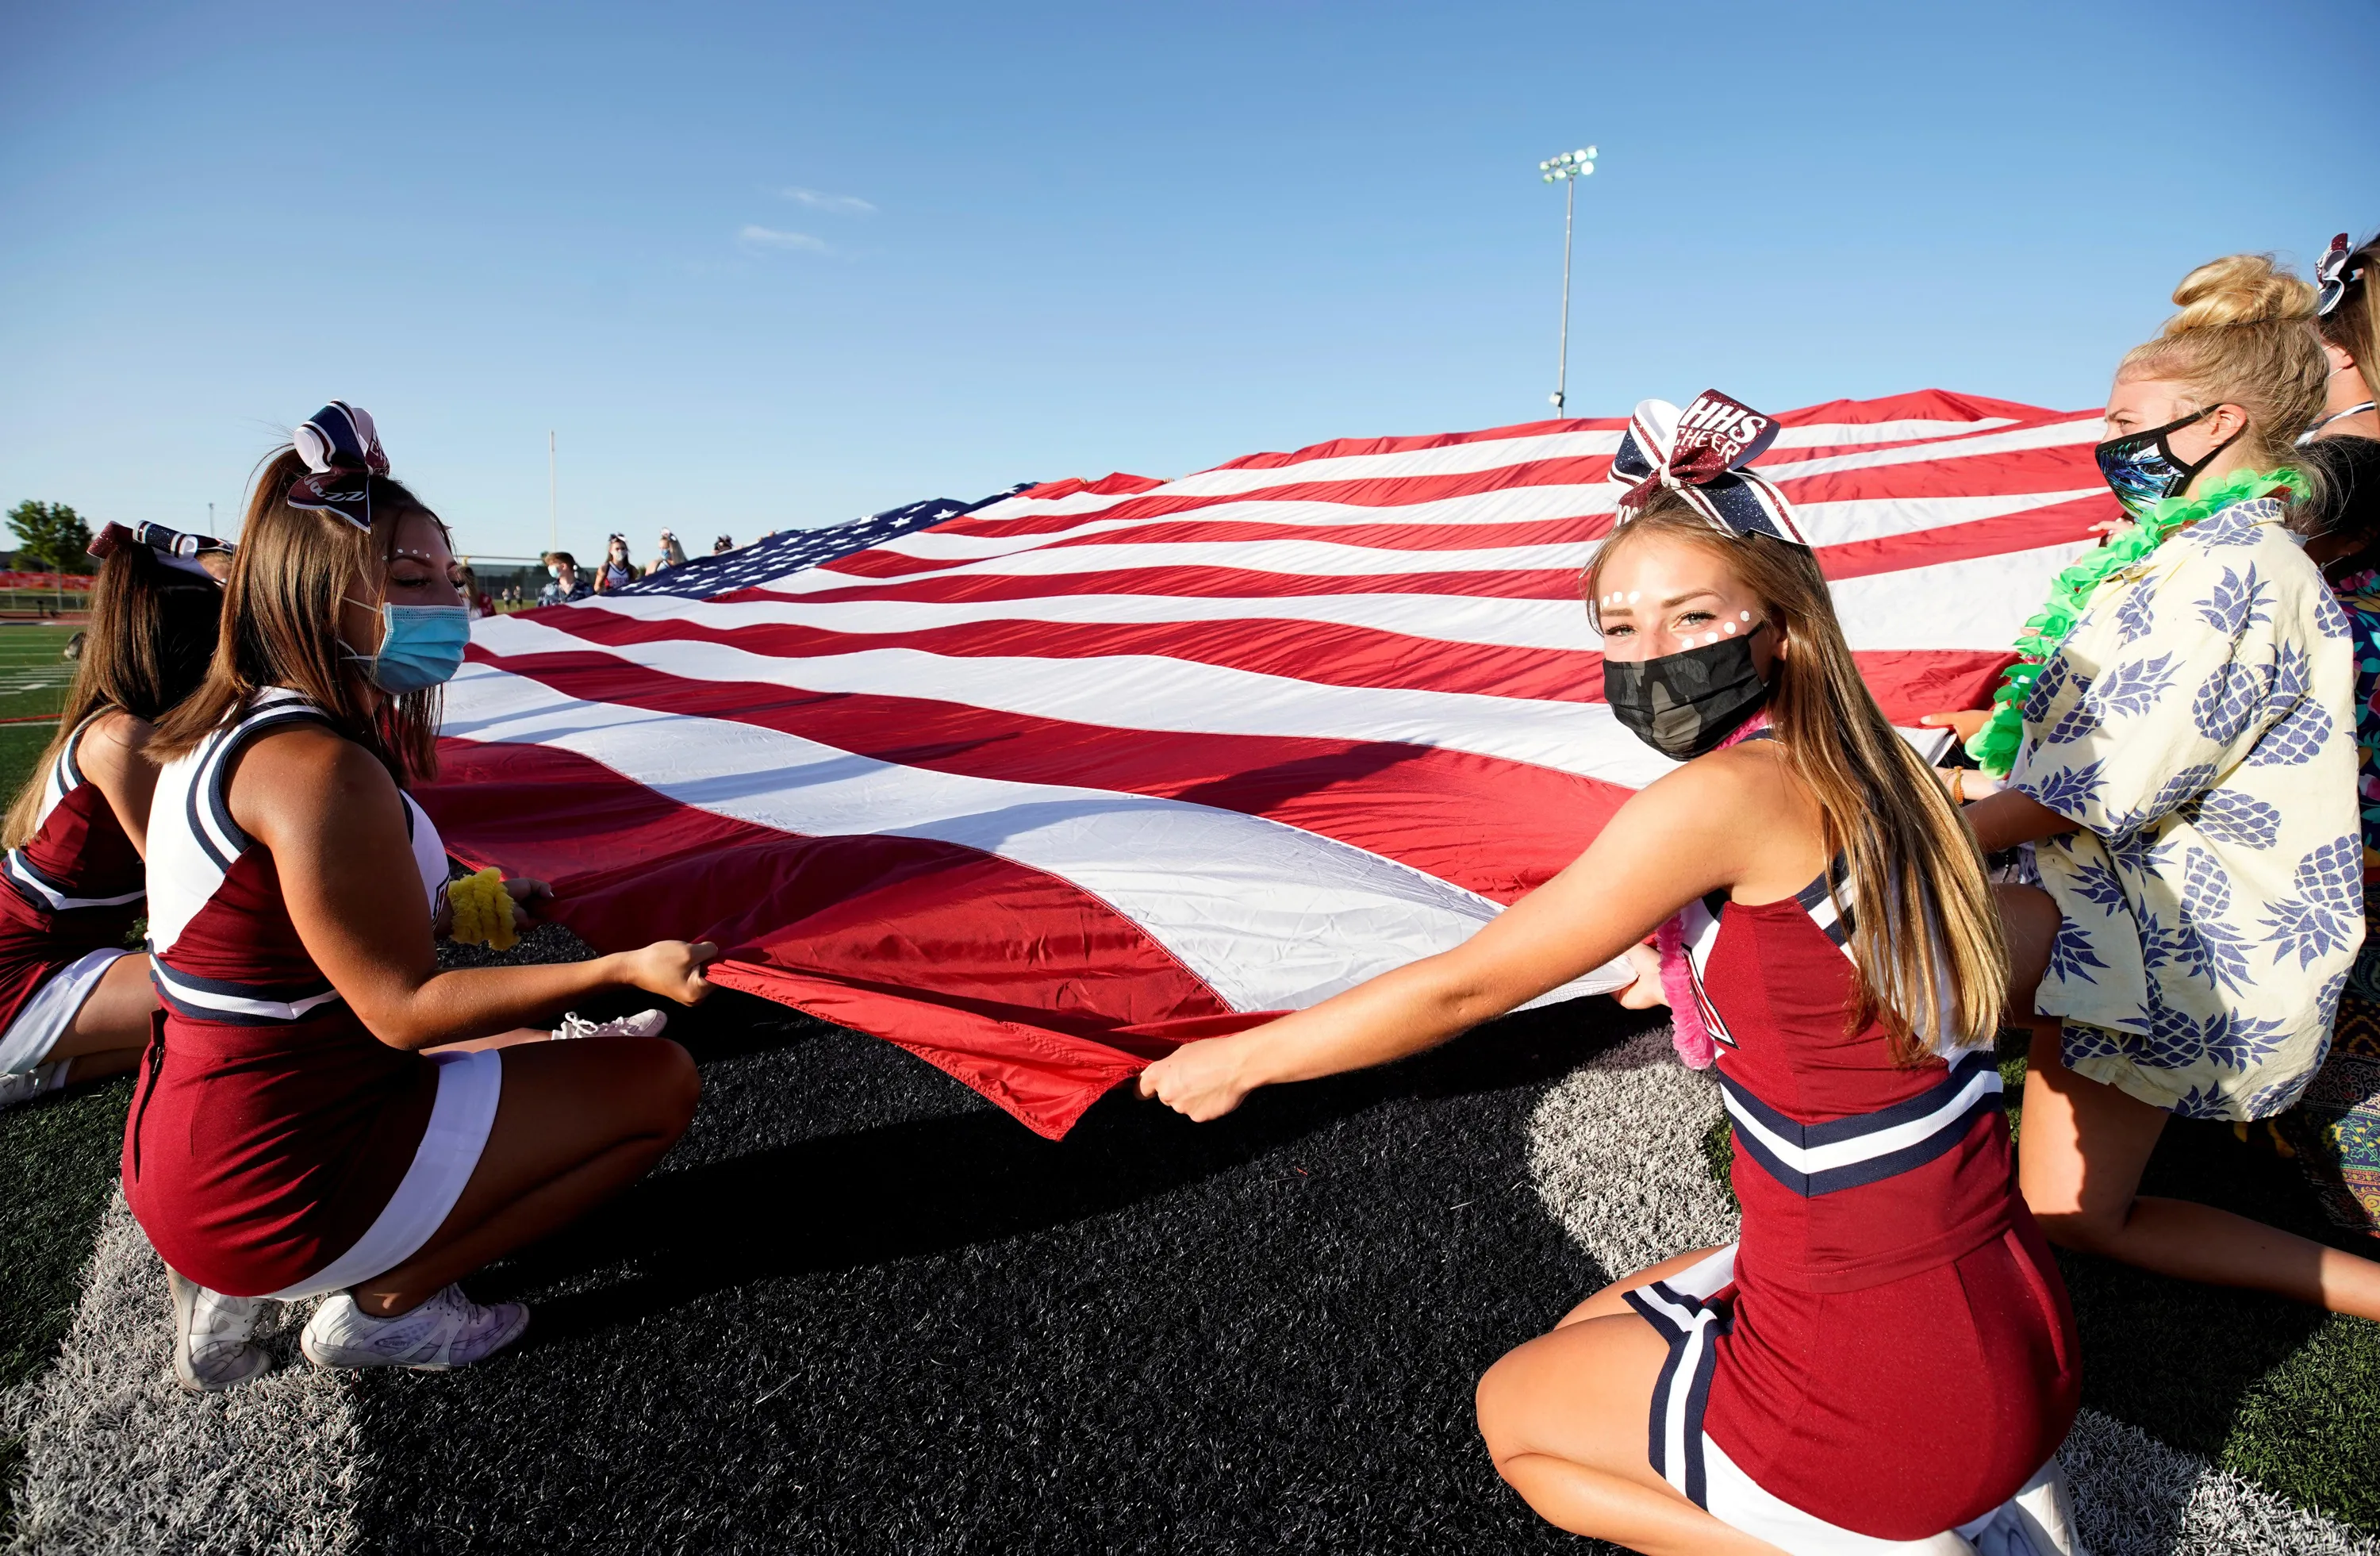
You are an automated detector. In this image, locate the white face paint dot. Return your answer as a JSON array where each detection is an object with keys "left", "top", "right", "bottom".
[
  {"left": 1723, "top": 620, "right": 1737, "bottom": 634},
  {"left": 1627, "top": 590, "right": 1641, "bottom": 604},
  {"left": 1740, "top": 611, "right": 1752, "bottom": 621}
]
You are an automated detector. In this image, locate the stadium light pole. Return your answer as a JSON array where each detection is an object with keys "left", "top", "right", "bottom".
[{"left": 1538, "top": 146, "right": 1597, "bottom": 417}]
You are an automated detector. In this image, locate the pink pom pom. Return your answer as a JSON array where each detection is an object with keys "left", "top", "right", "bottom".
[
  {"left": 1649, "top": 709, "right": 1772, "bottom": 1070},
  {"left": 1657, "top": 914, "right": 1714, "bottom": 1068}
]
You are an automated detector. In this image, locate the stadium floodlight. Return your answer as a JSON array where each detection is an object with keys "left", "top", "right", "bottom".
[{"left": 1539, "top": 145, "right": 1598, "bottom": 415}]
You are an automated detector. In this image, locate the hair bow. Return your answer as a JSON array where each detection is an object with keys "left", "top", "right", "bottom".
[
  {"left": 87, "top": 521, "right": 232, "bottom": 582},
  {"left": 2318, "top": 232, "right": 2364, "bottom": 317},
  {"left": 286, "top": 401, "right": 389, "bottom": 531},
  {"left": 1610, "top": 390, "right": 1807, "bottom": 546}
]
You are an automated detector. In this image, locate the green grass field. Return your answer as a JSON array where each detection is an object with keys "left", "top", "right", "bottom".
[{"left": 0, "top": 625, "right": 83, "bottom": 808}]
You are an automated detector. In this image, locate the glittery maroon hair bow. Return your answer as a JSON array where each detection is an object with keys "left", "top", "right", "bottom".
[{"left": 1609, "top": 390, "right": 1807, "bottom": 547}]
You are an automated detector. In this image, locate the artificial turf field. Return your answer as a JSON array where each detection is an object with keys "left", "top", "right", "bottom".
[
  {"left": 2, "top": 914, "right": 2378, "bottom": 1554},
  {"left": 0, "top": 615, "right": 2370, "bottom": 1550}
]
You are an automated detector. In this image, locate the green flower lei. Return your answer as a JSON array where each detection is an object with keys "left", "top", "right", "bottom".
[{"left": 1965, "top": 465, "right": 2310, "bottom": 776}]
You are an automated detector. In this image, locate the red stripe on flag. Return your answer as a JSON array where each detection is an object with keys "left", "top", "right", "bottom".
[
  {"left": 532, "top": 594, "right": 2016, "bottom": 719},
  {"left": 1814, "top": 494, "right": 2115, "bottom": 580},
  {"left": 928, "top": 446, "right": 2098, "bottom": 542},
  {"left": 536, "top": 601, "right": 1609, "bottom": 701},
  {"left": 421, "top": 737, "right": 1230, "bottom": 1138},
  {"left": 758, "top": 564, "right": 1589, "bottom": 605},
  {"left": 456, "top": 646, "right": 1634, "bottom": 901}
]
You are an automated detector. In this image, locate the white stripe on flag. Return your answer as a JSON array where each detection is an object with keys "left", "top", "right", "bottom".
[
  {"left": 443, "top": 663, "right": 1635, "bottom": 1012},
  {"left": 470, "top": 613, "right": 1678, "bottom": 785},
  {"left": 869, "top": 486, "right": 2103, "bottom": 563},
  {"left": 582, "top": 589, "right": 1612, "bottom": 653},
  {"left": 1117, "top": 416, "right": 2033, "bottom": 501},
  {"left": 582, "top": 540, "right": 2087, "bottom": 658}
]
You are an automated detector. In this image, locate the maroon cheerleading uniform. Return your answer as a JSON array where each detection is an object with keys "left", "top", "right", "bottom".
[
  {"left": 1634, "top": 860, "right": 2082, "bottom": 1541},
  {"left": 125, "top": 690, "right": 458, "bottom": 1297},
  {"left": 0, "top": 713, "right": 144, "bottom": 1050}
]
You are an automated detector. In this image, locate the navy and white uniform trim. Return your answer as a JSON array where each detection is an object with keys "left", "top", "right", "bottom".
[
  {"left": 148, "top": 690, "right": 452, "bottom": 1030},
  {"left": 1720, "top": 1048, "right": 2004, "bottom": 1198},
  {"left": 1623, "top": 1245, "right": 1738, "bottom": 1508},
  {"left": 181, "top": 701, "right": 339, "bottom": 876},
  {"left": 150, "top": 962, "right": 343, "bottom": 1027},
  {"left": 2, "top": 713, "right": 145, "bottom": 913},
  {"left": 1679, "top": 859, "right": 1853, "bottom": 1055}
]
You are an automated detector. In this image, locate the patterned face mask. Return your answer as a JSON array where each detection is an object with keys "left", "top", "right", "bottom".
[
  {"left": 1603, "top": 625, "right": 1770, "bottom": 761},
  {"left": 2094, "top": 408, "right": 2240, "bottom": 517}
]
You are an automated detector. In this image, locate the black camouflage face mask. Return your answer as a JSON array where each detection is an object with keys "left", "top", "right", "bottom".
[{"left": 1603, "top": 625, "right": 1770, "bottom": 761}]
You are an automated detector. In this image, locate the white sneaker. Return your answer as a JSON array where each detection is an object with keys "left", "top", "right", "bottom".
[
  {"left": 553, "top": 1008, "right": 670, "bottom": 1041},
  {"left": 166, "top": 1266, "right": 271, "bottom": 1393},
  {"left": 0, "top": 1061, "right": 67, "bottom": 1112},
  {"left": 300, "top": 1284, "right": 528, "bottom": 1371}
]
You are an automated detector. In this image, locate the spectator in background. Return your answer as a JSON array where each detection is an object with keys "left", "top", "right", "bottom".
[
  {"left": 595, "top": 534, "right": 639, "bottom": 594},
  {"left": 459, "top": 565, "right": 492, "bottom": 620},
  {"left": 1962, "top": 253, "right": 2380, "bottom": 1320},
  {"left": 539, "top": 551, "right": 592, "bottom": 605},
  {"left": 712, "top": 534, "right": 733, "bottom": 555},
  {"left": 0, "top": 522, "right": 227, "bottom": 1112},
  {"left": 649, "top": 530, "right": 689, "bottom": 574}
]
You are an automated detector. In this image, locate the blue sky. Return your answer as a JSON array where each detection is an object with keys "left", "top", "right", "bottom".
[{"left": 2, "top": 1, "right": 2375, "bottom": 563}]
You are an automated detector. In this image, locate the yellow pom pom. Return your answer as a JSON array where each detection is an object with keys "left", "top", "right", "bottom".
[{"left": 448, "top": 867, "right": 518, "bottom": 951}]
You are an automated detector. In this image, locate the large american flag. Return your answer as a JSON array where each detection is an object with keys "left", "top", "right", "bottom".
[{"left": 418, "top": 390, "right": 2116, "bottom": 1136}]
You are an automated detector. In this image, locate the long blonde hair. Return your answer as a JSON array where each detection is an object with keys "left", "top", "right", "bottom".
[
  {"left": 148, "top": 449, "right": 447, "bottom": 782},
  {"left": 1587, "top": 502, "right": 2007, "bottom": 1060},
  {"left": 2118, "top": 252, "right": 2328, "bottom": 477}
]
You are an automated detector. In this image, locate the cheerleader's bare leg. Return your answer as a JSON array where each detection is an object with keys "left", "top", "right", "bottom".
[
  {"left": 2002, "top": 884, "right": 2380, "bottom": 1320},
  {"left": 1477, "top": 1252, "right": 1787, "bottom": 1556}
]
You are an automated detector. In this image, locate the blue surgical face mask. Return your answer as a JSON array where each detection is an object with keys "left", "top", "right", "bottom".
[
  {"left": 2094, "top": 407, "right": 2241, "bottom": 517},
  {"left": 345, "top": 602, "right": 470, "bottom": 693}
]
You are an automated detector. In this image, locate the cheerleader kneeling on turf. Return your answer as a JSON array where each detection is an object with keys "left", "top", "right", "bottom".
[
  {"left": 1142, "top": 394, "right": 2084, "bottom": 1556},
  {"left": 125, "top": 404, "right": 716, "bottom": 1391},
  {"left": 0, "top": 523, "right": 227, "bottom": 1112}
]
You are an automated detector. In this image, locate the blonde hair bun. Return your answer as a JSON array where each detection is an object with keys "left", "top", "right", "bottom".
[{"left": 2163, "top": 252, "right": 2318, "bottom": 336}]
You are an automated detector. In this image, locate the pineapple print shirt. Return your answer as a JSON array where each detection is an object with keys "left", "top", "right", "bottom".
[{"left": 2010, "top": 495, "right": 2364, "bottom": 1120}]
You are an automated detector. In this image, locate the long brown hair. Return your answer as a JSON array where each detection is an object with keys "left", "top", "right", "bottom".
[
  {"left": 2317, "top": 230, "right": 2379, "bottom": 414},
  {"left": 148, "top": 449, "right": 448, "bottom": 782},
  {"left": 1586, "top": 501, "right": 2008, "bottom": 1060},
  {"left": 1, "top": 547, "right": 225, "bottom": 847}
]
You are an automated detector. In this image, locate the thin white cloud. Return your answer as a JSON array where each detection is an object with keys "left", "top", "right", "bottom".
[
  {"left": 739, "top": 225, "right": 829, "bottom": 252},
  {"left": 780, "top": 186, "right": 877, "bottom": 217}
]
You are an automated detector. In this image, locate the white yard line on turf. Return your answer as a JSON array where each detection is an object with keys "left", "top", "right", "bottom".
[
  {"left": 1523, "top": 1028, "right": 2380, "bottom": 1556},
  {"left": 3, "top": 1191, "right": 360, "bottom": 1556}
]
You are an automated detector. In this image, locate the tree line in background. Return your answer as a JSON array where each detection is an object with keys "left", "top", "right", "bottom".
[{"left": 3, "top": 501, "right": 96, "bottom": 574}]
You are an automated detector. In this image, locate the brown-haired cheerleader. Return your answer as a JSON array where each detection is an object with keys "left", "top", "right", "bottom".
[
  {"left": 0, "top": 523, "right": 226, "bottom": 1110},
  {"left": 125, "top": 403, "right": 716, "bottom": 1392},
  {"left": 1142, "top": 394, "right": 2083, "bottom": 1555}
]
